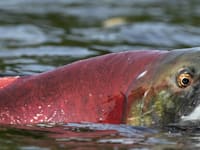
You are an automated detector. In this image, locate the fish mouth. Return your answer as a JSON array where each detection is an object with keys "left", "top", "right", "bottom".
[{"left": 170, "top": 82, "right": 200, "bottom": 127}]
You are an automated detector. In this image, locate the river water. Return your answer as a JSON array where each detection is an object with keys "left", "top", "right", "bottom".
[{"left": 0, "top": 0, "right": 200, "bottom": 149}]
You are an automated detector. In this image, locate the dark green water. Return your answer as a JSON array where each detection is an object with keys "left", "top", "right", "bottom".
[{"left": 0, "top": 0, "right": 200, "bottom": 149}]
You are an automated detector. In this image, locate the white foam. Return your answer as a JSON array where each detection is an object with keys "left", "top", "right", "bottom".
[{"left": 181, "top": 104, "right": 200, "bottom": 121}]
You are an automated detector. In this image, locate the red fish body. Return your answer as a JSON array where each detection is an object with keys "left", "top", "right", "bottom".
[{"left": 0, "top": 50, "right": 167, "bottom": 124}]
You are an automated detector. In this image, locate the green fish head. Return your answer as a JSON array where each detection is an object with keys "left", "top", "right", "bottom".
[{"left": 127, "top": 47, "right": 200, "bottom": 128}]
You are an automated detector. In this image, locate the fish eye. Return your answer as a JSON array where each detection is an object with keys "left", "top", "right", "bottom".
[{"left": 176, "top": 68, "right": 193, "bottom": 88}]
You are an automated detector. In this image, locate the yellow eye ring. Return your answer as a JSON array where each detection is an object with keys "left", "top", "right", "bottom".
[{"left": 176, "top": 69, "right": 193, "bottom": 88}]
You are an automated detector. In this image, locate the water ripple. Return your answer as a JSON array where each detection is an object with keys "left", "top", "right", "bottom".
[
  {"left": 70, "top": 22, "right": 200, "bottom": 48},
  {"left": 0, "top": 25, "right": 63, "bottom": 47}
]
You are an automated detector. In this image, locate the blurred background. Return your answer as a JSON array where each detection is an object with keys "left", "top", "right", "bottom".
[{"left": 0, "top": 0, "right": 200, "bottom": 74}]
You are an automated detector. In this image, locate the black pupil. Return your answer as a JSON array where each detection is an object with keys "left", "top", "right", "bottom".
[{"left": 182, "top": 78, "right": 189, "bottom": 85}]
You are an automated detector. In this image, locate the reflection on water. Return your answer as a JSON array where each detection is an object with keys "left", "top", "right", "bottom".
[
  {"left": 0, "top": 123, "right": 191, "bottom": 150},
  {"left": 0, "top": 0, "right": 200, "bottom": 149},
  {"left": 0, "top": 122, "right": 200, "bottom": 149}
]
